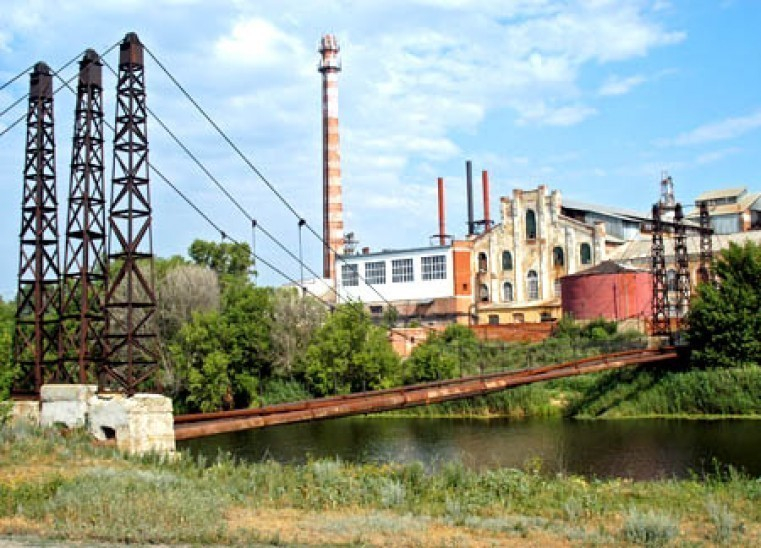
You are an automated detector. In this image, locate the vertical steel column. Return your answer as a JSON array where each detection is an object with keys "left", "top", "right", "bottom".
[
  {"left": 103, "top": 33, "right": 158, "bottom": 395},
  {"left": 698, "top": 200, "right": 713, "bottom": 284},
  {"left": 59, "top": 50, "right": 106, "bottom": 384},
  {"left": 12, "top": 63, "right": 62, "bottom": 395},
  {"left": 673, "top": 203, "right": 691, "bottom": 325},
  {"left": 650, "top": 204, "right": 669, "bottom": 337}
]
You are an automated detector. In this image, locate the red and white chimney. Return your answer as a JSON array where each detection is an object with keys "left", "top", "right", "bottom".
[{"left": 319, "top": 34, "right": 344, "bottom": 282}]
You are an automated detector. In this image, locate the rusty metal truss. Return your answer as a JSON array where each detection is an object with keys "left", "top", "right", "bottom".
[
  {"left": 103, "top": 33, "right": 159, "bottom": 395},
  {"left": 698, "top": 200, "right": 713, "bottom": 284},
  {"left": 59, "top": 50, "right": 107, "bottom": 384},
  {"left": 13, "top": 63, "right": 62, "bottom": 396},
  {"left": 673, "top": 203, "right": 691, "bottom": 324},
  {"left": 650, "top": 203, "right": 669, "bottom": 337}
]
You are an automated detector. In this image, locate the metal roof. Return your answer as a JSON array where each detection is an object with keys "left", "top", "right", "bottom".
[
  {"left": 694, "top": 187, "right": 747, "bottom": 202},
  {"left": 561, "top": 198, "right": 649, "bottom": 221},
  {"left": 686, "top": 191, "right": 761, "bottom": 218}
]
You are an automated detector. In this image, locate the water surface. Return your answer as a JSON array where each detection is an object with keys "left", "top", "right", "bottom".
[{"left": 179, "top": 417, "right": 761, "bottom": 480}]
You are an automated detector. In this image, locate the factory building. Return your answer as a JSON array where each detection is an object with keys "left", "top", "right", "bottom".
[
  {"left": 470, "top": 184, "right": 617, "bottom": 325},
  {"left": 684, "top": 187, "right": 761, "bottom": 235},
  {"left": 336, "top": 241, "right": 473, "bottom": 325}
]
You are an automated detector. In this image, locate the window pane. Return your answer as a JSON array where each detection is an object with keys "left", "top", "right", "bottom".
[
  {"left": 527, "top": 270, "right": 539, "bottom": 300},
  {"left": 526, "top": 209, "right": 537, "bottom": 239},
  {"left": 580, "top": 243, "right": 592, "bottom": 265},
  {"left": 391, "top": 258, "right": 414, "bottom": 283},
  {"left": 503, "top": 282, "right": 513, "bottom": 302},
  {"left": 341, "top": 264, "right": 358, "bottom": 287},
  {"left": 422, "top": 255, "right": 447, "bottom": 280},
  {"left": 502, "top": 251, "right": 513, "bottom": 270},
  {"left": 365, "top": 261, "right": 386, "bottom": 285}
]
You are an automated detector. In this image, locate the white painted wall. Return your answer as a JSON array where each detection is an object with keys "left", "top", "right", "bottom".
[{"left": 337, "top": 246, "right": 454, "bottom": 303}]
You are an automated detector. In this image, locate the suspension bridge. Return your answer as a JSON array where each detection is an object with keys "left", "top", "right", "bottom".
[{"left": 2, "top": 33, "right": 687, "bottom": 446}]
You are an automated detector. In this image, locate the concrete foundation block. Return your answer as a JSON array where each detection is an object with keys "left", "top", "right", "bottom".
[
  {"left": 40, "top": 384, "right": 97, "bottom": 428},
  {"left": 89, "top": 393, "right": 175, "bottom": 455},
  {"left": 8, "top": 400, "right": 41, "bottom": 426}
]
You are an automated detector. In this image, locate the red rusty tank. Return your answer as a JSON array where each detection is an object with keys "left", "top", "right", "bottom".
[{"left": 561, "top": 261, "right": 652, "bottom": 320}]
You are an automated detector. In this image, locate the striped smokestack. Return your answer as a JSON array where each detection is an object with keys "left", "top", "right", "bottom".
[{"left": 319, "top": 34, "right": 343, "bottom": 281}]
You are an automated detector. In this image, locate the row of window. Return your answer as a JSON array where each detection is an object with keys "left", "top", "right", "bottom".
[
  {"left": 479, "top": 273, "right": 562, "bottom": 303},
  {"left": 341, "top": 255, "right": 447, "bottom": 287},
  {"left": 479, "top": 243, "right": 591, "bottom": 273}
]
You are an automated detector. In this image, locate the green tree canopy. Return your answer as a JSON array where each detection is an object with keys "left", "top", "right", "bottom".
[
  {"left": 304, "top": 302, "right": 401, "bottom": 396},
  {"left": 188, "top": 239, "right": 253, "bottom": 283},
  {"left": 687, "top": 240, "right": 761, "bottom": 368},
  {"left": 405, "top": 324, "right": 478, "bottom": 383}
]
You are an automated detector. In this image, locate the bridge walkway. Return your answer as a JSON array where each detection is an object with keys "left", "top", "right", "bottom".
[{"left": 174, "top": 347, "right": 680, "bottom": 441}]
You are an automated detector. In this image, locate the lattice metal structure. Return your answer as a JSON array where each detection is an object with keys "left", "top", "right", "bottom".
[
  {"left": 673, "top": 203, "right": 691, "bottom": 324},
  {"left": 698, "top": 200, "right": 713, "bottom": 284},
  {"left": 103, "top": 33, "right": 158, "bottom": 394},
  {"left": 650, "top": 203, "right": 669, "bottom": 337},
  {"left": 12, "top": 62, "right": 62, "bottom": 395},
  {"left": 59, "top": 50, "right": 107, "bottom": 384}
]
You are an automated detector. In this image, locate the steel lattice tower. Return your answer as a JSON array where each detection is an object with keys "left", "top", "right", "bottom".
[
  {"left": 59, "top": 50, "right": 107, "bottom": 384},
  {"left": 12, "top": 62, "right": 62, "bottom": 395},
  {"left": 698, "top": 200, "right": 713, "bottom": 284},
  {"left": 103, "top": 33, "right": 158, "bottom": 394},
  {"left": 673, "top": 203, "right": 691, "bottom": 324},
  {"left": 650, "top": 204, "right": 669, "bottom": 337}
]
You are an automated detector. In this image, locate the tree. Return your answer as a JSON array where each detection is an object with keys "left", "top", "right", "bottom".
[
  {"left": 188, "top": 239, "right": 253, "bottom": 284},
  {"left": 0, "top": 297, "right": 16, "bottom": 400},
  {"left": 687, "top": 240, "right": 761, "bottom": 368},
  {"left": 406, "top": 324, "right": 478, "bottom": 383},
  {"left": 304, "top": 302, "right": 401, "bottom": 396},
  {"left": 270, "top": 288, "right": 327, "bottom": 378}
]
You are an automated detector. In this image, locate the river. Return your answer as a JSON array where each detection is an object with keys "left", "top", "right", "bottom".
[{"left": 178, "top": 417, "right": 761, "bottom": 480}]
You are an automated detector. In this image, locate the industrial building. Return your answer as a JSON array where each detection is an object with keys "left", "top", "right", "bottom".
[{"left": 685, "top": 187, "right": 761, "bottom": 234}]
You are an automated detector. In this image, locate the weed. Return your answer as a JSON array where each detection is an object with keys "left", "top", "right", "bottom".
[
  {"left": 622, "top": 507, "right": 679, "bottom": 547},
  {"left": 706, "top": 497, "right": 742, "bottom": 544}
]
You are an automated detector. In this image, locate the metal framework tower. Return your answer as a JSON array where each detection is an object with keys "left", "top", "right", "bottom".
[
  {"left": 13, "top": 62, "right": 62, "bottom": 395},
  {"left": 698, "top": 200, "right": 713, "bottom": 284},
  {"left": 59, "top": 50, "right": 107, "bottom": 384},
  {"left": 103, "top": 33, "right": 158, "bottom": 394},
  {"left": 673, "top": 203, "right": 691, "bottom": 324},
  {"left": 650, "top": 203, "right": 669, "bottom": 337},
  {"left": 318, "top": 34, "right": 344, "bottom": 282}
]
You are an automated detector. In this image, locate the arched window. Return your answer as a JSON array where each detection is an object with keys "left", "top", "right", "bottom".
[
  {"left": 527, "top": 270, "right": 539, "bottom": 300},
  {"left": 525, "top": 209, "right": 537, "bottom": 239},
  {"left": 552, "top": 246, "right": 564, "bottom": 267},
  {"left": 502, "top": 250, "right": 513, "bottom": 270},
  {"left": 503, "top": 281, "right": 513, "bottom": 302},
  {"left": 479, "top": 283, "right": 490, "bottom": 302},
  {"left": 580, "top": 243, "right": 592, "bottom": 265},
  {"left": 478, "top": 252, "right": 488, "bottom": 272},
  {"left": 667, "top": 269, "right": 677, "bottom": 292}
]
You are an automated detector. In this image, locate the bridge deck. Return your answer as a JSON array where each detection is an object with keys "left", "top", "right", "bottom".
[{"left": 174, "top": 347, "right": 679, "bottom": 440}]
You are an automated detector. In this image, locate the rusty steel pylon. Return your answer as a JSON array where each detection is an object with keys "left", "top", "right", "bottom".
[
  {"left": 59, "top": 50, "right": 107, "bottom": 384},
  {"left": 103, "top": 33, "right": 158, "bottom": 395},
  {"left": 673, "top": 203, "right": 691, "bottom": 325},
  {"left": 650, "top": 203, "right": 669, "bottom": 337},
  {"left": 12, "top": 62, "right": 62, "bottom": 396},
  {"left": 698, "top": 200, "right": 713, "bottom": 284}
]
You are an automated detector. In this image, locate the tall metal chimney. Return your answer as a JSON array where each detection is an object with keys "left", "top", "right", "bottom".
[
  {"left": 437, "top": 177, "right": 446, "bottom": 245},
  {"left": 466, "top": 160, "right": 474, "bottom": 236},
  {"left": 318, "top": 34, "right": 344, "bottom": 282},
  {"left": 481, "top": 170, "right": 491, "bottom": 231}
]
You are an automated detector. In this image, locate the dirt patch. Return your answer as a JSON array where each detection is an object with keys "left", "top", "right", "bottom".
[{"left": 227, "top": 507, "right": 575, "bottom": 546}]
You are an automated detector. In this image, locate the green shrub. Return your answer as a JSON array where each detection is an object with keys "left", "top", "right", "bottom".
[{"left": 621, "top": 507, "right": 679, "bottom": 546}]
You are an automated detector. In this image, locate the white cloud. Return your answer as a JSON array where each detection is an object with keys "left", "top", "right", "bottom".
[
  {"left": 670, "top": 109, "right": 761, "bottom": 146},
  {"left": 695, "top": 147, "right": 741, "bottom": 165},
  {"left": 599, "top": 74, "right": 647, "bottom": 96},
  {"left": 214, "top": 18, "right": 307, "bottom": 69},
  {"left": 517, "top": 102, "right": 597, "bottom": 126}
]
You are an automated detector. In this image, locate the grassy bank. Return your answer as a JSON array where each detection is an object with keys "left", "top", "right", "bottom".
[
  {"left": 390, "top": 363, "right": 761, "bottom": 420},
  {"left": 1, "top": 426, "right": 760, "bottom": 546}
]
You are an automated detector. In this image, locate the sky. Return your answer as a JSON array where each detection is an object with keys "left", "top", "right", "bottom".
[{"left": 0, "top": 0, "right": 760, "bottom": 296}]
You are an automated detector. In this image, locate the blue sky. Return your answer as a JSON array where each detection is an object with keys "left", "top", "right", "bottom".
[{"left": 0, "top": 0, "right": 759, "bottom": 295}]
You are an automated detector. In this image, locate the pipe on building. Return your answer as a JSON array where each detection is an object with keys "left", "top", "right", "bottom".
[
  {"left": 437, "top": 177, "right": 446, "bottom": 246},
  {"left": 482, "top": 170, "right": 491, "bottom": 230},
  {"left": 466, "top": 160, "right": 474, "bottom": 236}
]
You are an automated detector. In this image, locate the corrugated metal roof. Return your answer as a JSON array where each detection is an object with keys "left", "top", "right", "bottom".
[
  {"left": 562, "top": 198, "right": 648, "bottom": 221},
  {"left": 694, "top": 187, "right": 747, "bottom": 202},
  {"left": 607, "top": 231, "right": 761, "bottom": 261},
  {"left": 686, "top": 191, "right": 761, "bottom": 218}
]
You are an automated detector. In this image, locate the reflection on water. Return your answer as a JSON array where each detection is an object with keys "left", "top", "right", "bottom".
[{"left": 179, "top": 417, "right": 761, "bottom": 480}]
